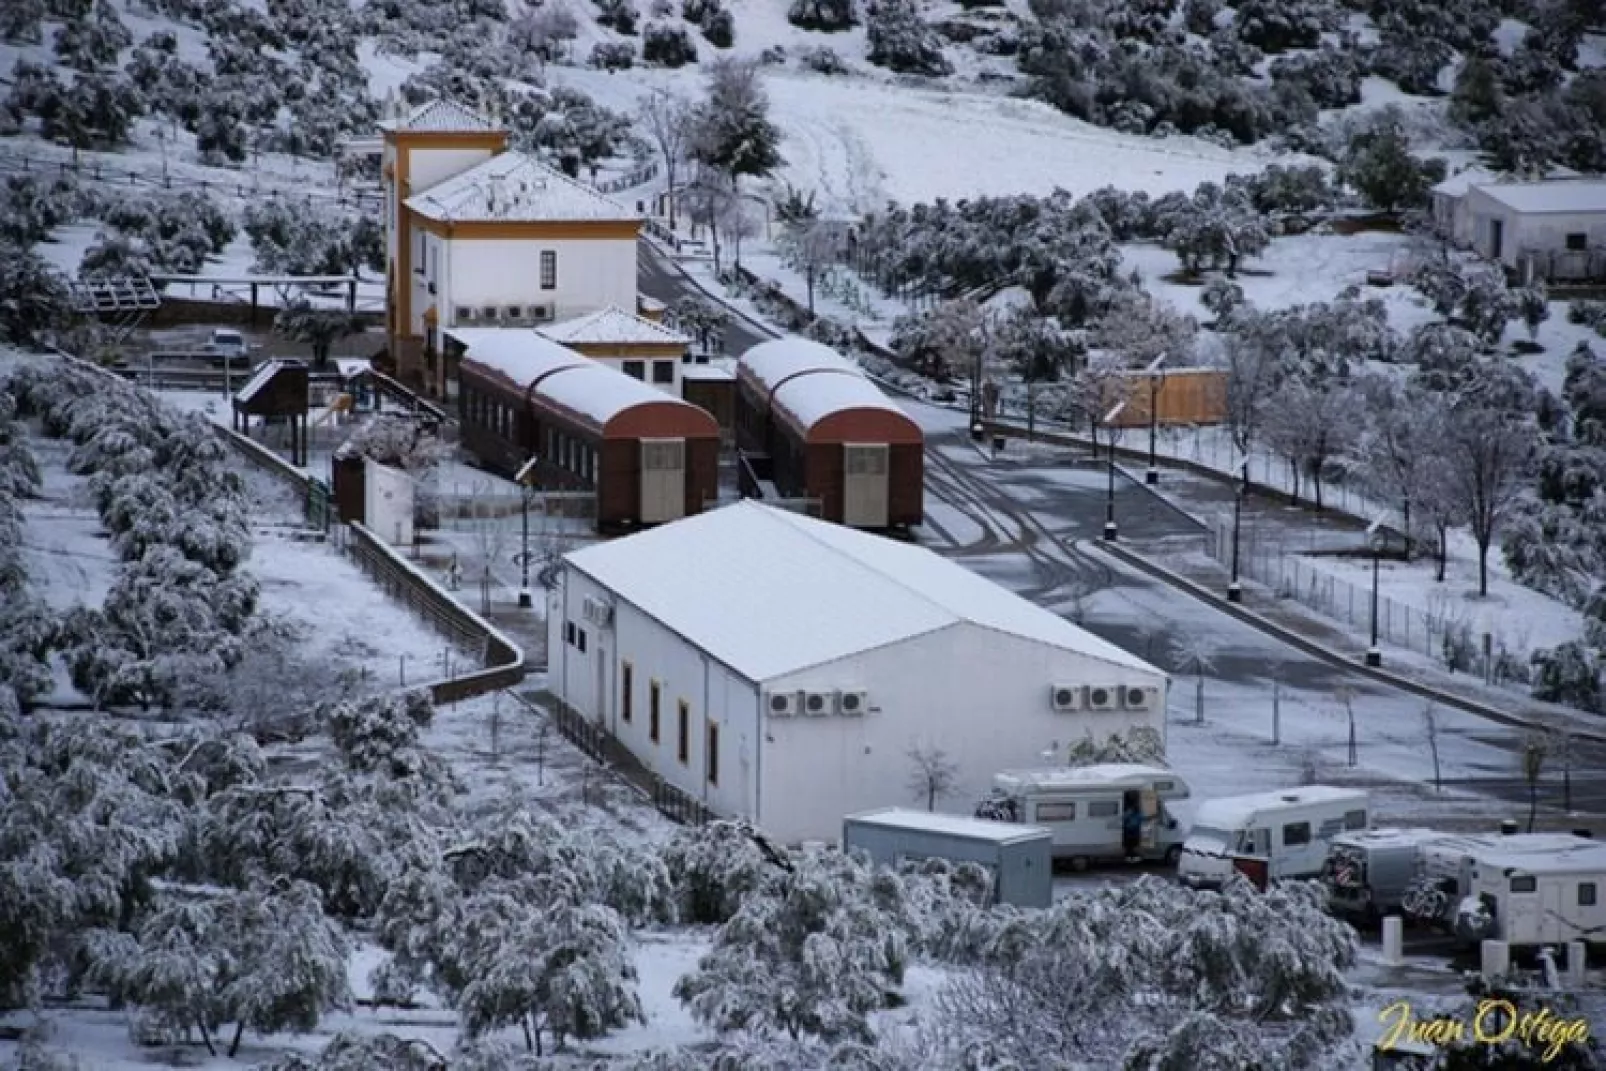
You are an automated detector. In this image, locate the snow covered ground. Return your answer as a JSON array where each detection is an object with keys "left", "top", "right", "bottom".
[{"left": 556, "top": 64, "right": 1294, "bottom": 216}]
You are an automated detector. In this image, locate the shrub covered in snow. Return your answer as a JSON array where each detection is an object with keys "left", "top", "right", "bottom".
[
  {"left": 788, "top": 0, "right": 856, "bottom": 31},
  {"left": 865, "top": 0, "right": 950, "bottom": 76},
  {"left": 591, "top": 40, "right": 637, "bottom": 69}
]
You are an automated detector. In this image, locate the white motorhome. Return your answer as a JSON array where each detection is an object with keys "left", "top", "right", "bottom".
[
  {"left": 977, "top": 764, "right": 1192, "bottom": 870},
  {"left": 1421, "top": 833, "right": 1606, "bottom": 949},
  {"left": 1178, "top": 786, "right": 1370, "bottom": 890}
]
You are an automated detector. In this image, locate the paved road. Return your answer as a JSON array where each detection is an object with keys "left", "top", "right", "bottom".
[
  {"left": 915, "top": 425, "right": 1606, "bottom": 823},
  {"left": 638, "top": 243, "right": 772, "bottom": 357}
]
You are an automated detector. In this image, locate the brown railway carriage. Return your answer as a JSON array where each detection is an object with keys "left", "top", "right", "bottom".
[
  {"left": 451, "top": 328, "right": 720, "bottom": 533},
  {"left": 736, "top": 338, "right": 924, "bottom": 530}
]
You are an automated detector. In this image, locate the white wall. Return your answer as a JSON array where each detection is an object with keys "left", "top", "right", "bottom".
[
  {"left": 407, "top": 146, "right": 498, "bottom": 198},
  {"left": 1516, "top": 211, "right": 1606, "bottom": 257},
  {"left": 442, "top": 238, "right": 637, "bottom": 325},
  {"left": 363, "top": 460, "right": 415, "bottom": 547},
  {"left": 549, "top": 564, "right": 761, "bottom": 819},
  {"left": 757, "top": 623, "right": 1168, "bottom": 844}
]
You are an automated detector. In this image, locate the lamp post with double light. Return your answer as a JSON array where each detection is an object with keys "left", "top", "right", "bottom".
[
  {"left": 1364, "top": 516, "right": 1387, "bottom": 667},
  {"left": 1102, "top": 400, "right": 1126, "bottom": 542},
  {"left": 1227, "top": 456, "right": 1248, "bottom": 603}
]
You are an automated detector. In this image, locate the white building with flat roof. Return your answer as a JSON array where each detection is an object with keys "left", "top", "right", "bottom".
[
  {"left": 1460, "top": 178, "right": 1606, "bottom": 283},
  {"left": 548, "top": 500, "right": 1169, "bottom": 844}
]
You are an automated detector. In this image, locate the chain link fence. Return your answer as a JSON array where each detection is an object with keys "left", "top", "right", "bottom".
[{"left": 1203, "top": 514, "right": 1532, "bottom": 681}]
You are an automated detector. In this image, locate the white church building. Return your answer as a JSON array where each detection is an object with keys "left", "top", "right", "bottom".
[{"left": 548, "top": 501, "right": 1170, "bottom": 844}]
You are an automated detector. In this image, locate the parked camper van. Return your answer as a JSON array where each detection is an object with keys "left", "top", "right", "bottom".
[
  {"left": 1323, "top": 827, "right": 1444, "bottom": 925},
  {"left": 977, "top": 764, "right": 1192, "bottom": 870},
  {"left": 1413, "top": 832, "right": 1606, "bottom": 949},
  {"left": 1177, "top": 786, "right": 1369, "bottom": 890}
]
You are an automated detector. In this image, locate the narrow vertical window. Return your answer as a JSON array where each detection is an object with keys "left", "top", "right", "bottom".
[
  {"left": 540, "top": 250, "right": 557, "bottom": 289},
  {"left": 649, "top": 682, "right": 661, "bottom": 743},
  {"left": 621, "top": 663, "right": 634, "bottom": 723},
  {"left": 706, "top": 721, "right": 719, "bottom": 786},
  {"left": 677, "top": 701, "right": 690, "bottom": 764}
]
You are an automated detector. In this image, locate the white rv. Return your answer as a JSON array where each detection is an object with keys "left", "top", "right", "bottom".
[
  {"left": 1177, "top": 786, "right": 1370, "bottom": 890},
  {"left": 977, "top": 764, "right": 1192, "bottom": 870},
  {"left": 1421, "top": 833, "right": 1606, "bottom": 949}
]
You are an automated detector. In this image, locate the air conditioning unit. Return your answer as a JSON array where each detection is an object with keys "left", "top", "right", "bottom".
[
  {"left": 766, "top": 691, "right": 799, "bottom": 717},
  {"left": 456, "top": 306, "right": 477, "bottom": 323},
  {"left": 528, "top": 303, "right": 554, "bottom": 322},
  {"left": 802, "top": 690, "right": 834, "bottom": 717},
  {"left": 1122, "top": 685, "right": 1160, "bottom": 711},
  {"left": 481, "top": 305, "right": 500, "bottom": 322},
  {"left": 837, "top": 689, "right": 868, "bottom": 717},
  {"left": 505, "top": 305, "right": 524, "bottom": 321},
  {"left": 1050, "top": 683, "right": 1083, "bottom": 712},
  {"left": 1086, "top": 685, "right": 1119, "bottom": 712}
]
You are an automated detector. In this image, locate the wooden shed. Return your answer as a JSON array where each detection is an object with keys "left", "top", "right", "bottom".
[
  {"left": 231, "top": 359, "right": 311, "bottom": 465},
  {"left": 1102, "top": 367, "right": 1228, "bottom": 428},
  {"left": 737, "top": 338, "right": 923, "bottom": 531}
]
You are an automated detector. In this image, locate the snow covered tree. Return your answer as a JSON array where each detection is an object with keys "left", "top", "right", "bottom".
[
  {"left": 53, "top": 0, "right": 133, "bottom": 73},
  {"left": 1339, "top": 111, "right": 1447, "bottom": 213},
  {"left": 1161, "top": 183, "right": 1271, "bottom": 278},
  {"left": 591, "top": 40, "right": 636, "bottom": 69},
  {"left": 0, "top": 242, "right": 72, "bottom": 347},
  {"left": 1089, "top": 288, "right": 1198, "bottom": 369},
  {"left": 659, "top": 819, "right": 787, "bottom": 925},
  {"left": 1263, "top": 378, "right": 1362, "bottom": 511},
  {"left": 322, "top": 689, "right": 438, "bottom": 776},
  {"left": 1, "top": 173, "right": 86, "bottom": 247},
  {"left": 90, "top": 881, "right": 351, "bottom": 1057},
  {"left": 865, "top": 0, "right": 950, "bottom": 76},
  {"left": 1441, "top": 398, "right": 1540, "bottom": 597},
  {"left": 788, "top": 0, "right": 855, "bottom": 31},
  {"left": 1423, "top": 979, "right": 1601, "bottom": 1069},
  {"left": 641, "top": 21, "right": 696, "bottom": 66},
  {"left": 1347, "top": 376, "right": 1449, "bottom": 556},
  {"left": 778, "top": 217, "right": 844, "bottom": 316},
  {"left": 928, "top": 875, "right": 1358, "bottom": 1067},
  {"left": 673, "top": 846, "right": 915, "bottom": 1044},
  {"left": 688, "top": 58, "right": 784, "bottom": 183},
  {"left": 457, "top": 901, "right": 644, "bottom": 1054},
  {"left": 338, "top": 414, "right": 453, "bottom": 497},
  {"left": 510, "top": 0, "right": 581, "bottom": 64},
  {"left": 273, "top": 299, "right": 366, "bottom": 369},
  {"left": 636, "top": 89, "right": 691, "bottom": 229}
]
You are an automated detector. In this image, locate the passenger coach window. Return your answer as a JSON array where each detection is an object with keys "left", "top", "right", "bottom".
[
  {"left": 1282, "top": 822, "right": 1311, "bottom": 847},
  {"left": 1343, "top": 809, "right": 1367, "bottom": 830},
  {"left": 1579, "top": 883, "right": 1597, "bottom": 906},
  {"left": 1035, "top": 802, "right": 1075, "bottom": 822},
  {"left": 1511, "top": 876, "right": 1537, "bottom": 893}
]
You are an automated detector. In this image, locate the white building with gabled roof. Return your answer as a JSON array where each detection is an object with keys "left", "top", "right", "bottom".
[
  {"left": 378, "top": 100, "right": 643, "bottom": 400},
  {"left": 1459, "top": 177, "right": 1606, "bottom": 283},
  {"left": 537, "top": 305, "right": 692, "bottom": 395},
  {"left": 548, "top": 500, "right": 1170, "bottom": 844}
]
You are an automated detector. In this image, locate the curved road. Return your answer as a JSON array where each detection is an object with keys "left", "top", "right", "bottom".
[{"left": 636, "top": 243, "right": 1606, "bottom": 825}]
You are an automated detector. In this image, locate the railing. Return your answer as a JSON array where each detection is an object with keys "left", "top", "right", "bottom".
[
  {"left": 550, "top": 700, "right": 609, "bottom": 763},
  {"left": 369, "top": 369, "right": 448, "bottom": 423},
  {"left": 594, "top": 162, "right": 659, "bottom": 195},
  {"left": 652, "top": 778, "right": 715, "bottom": 826}
]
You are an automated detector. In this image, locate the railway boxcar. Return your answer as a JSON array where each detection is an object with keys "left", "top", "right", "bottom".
[
  {"left": 735, "top": 338, "right": 923, "bottom": 530},
  {"left": 451, "top": 327, "right": 720, "bottom": 532}
]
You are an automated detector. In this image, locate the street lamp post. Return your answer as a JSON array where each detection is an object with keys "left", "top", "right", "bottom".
[
  {"left": 515, "top": 456, "right": 540, "bottom": 610},
  {"left": 1143, "top": 354, "right": 1167, "bottom": 486},
  {"left": 1102, "top": 401, "right": 1126, "bottom": 542},
  {"left": 1364, "top": 519, "right": 1386, "bottom": 667},
  {"left": 1227, "top": 459, "right": 1247, "bottom": 603}
]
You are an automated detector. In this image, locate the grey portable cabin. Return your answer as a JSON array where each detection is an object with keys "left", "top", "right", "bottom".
[
  {"left": 1324, "top": 827, "right": 1445, "bottom": 924},
  {"left": 843, "top": 808, "right": 1054, "bottom": 909}
]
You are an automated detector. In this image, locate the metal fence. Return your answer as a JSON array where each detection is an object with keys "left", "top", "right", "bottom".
[
  {"left": 0, "top": 149, "right": 383, "bottom": 208},
  {"left": 593, "top": 162, "right": 659, "bottom": 195},
  {"left": 545, "top": 695, "right": 718, "bottom": 827},
  {"left": 1203, "top": 514, "right": 1529, "bottom": 675}
]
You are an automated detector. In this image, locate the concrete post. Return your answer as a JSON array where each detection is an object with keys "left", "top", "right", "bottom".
[
  {"left": 1481, "top": 939, "right": 1510, "bottom": 979},
  {"left": 1382, "top": 916, "right": 1404, "bottom": 965},
  {"left": 1568, "top": 942, "right": 1587, "bottom": 987}
]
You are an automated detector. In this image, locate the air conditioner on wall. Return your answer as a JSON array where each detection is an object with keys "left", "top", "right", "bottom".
[
  {"left": 1122, "top": 685, "right": 1159, "bottom": 712},
  {"left": 1086, "top": 686, "right": 1119, "bottom": 712},
  {"left": 767, "top": 691, "right": 799, "bottom": 717},
  {"left": 528, "top": 303, "right": 554, "bottom": 322},
  {"left": 1050, "top": 684, "right": 1083, "bottom": 712},
  {"left": 802, "top": 691, "right": 834, "bottom": 717},
  {"left": 481, "top": 305, "right": 499, "bottom": 322},
  {"left": 456, "top": 306, "right": 477, "bottom": 323},
  {"left": 837, "top": 690, "right": 868, "bottom": 716}
]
